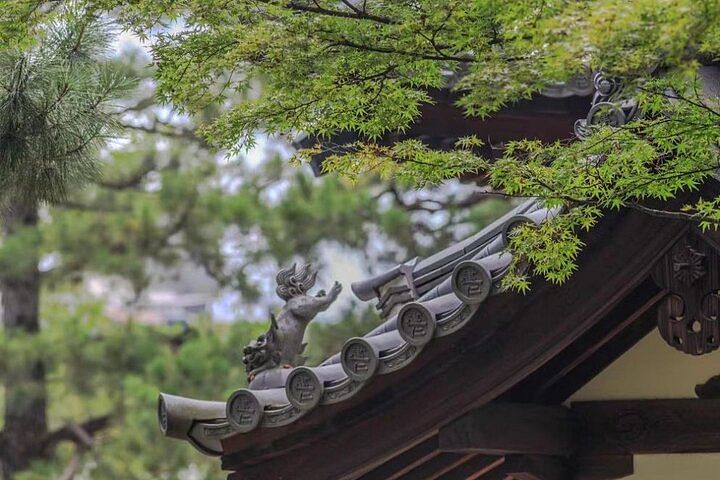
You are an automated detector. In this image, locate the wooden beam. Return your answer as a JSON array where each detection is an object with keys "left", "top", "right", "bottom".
[
  {"left": 503, "top": 278, "right": 664, "bottom": 404},
  {"left": 438, "top": 399, "right": 720, "bottom": 480},
  {"left": 398, "top": 452, "right": 476, "bottom": 480},
  {"left": 359, "top": 436, "right": 439, "bottom": 480},
  {"left": 441, "top": 455, "right": 505, "bottom": 480},
  {"left": 441, "top": 399, "right": 720, "bottom": 458},
  {"left": 571, "top": 455, "right": 633, "bottom": 480},
  {"left": 439, "top": 403, "right": 574, "bottom": 456},
  {"left": 480, "top": 455, "right": 567, "bottom": 480},
  {"left": 506, "top": 455, "right": 567, "bottom": 480},
  {"left": 573, "top": 398, "right": 720, "bottom": 455}
]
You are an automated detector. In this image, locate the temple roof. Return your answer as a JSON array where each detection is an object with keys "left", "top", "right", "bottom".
[
  {"left": 215, "top": 180, "right": 720, "bottom": 480},
  {"left": 158, "top": 197, "right": 561, "bottom": 455}
]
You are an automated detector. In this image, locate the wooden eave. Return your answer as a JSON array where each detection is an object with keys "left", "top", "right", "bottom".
[{"left": 301, "top": 90, "right": 591, "bottom": 178}]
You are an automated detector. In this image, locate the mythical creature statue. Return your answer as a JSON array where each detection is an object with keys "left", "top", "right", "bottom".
[{"left": 243, "top": 263, "right": 342, "bottom": 380}]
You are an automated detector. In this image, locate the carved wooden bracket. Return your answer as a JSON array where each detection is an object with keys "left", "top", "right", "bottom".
[{"left": 651, "top": 232, "right": 720, "bottom": 355}]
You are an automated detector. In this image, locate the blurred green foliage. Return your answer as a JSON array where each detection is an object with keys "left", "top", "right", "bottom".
[
  {"left": 0, "top": 296, "right": 383, "bottom": 479},
  {"left": 1, "top": 298, "right": 256, "bottom": 479},
  {"left": 0, "top": 4, "right": 513, "bottom": 479}
]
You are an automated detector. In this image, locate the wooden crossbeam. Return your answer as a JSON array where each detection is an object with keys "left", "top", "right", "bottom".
[
  {"left": 439, "top": 403, "right": 574, "bottom": 456},
  {"left": 505, "top": 455, "right": 567, "bottom": 480},
  {"left": 573, "top": 398, "right": 720, "bottom": 455},
  {"left": 440, "top": 399, "right": 720, "bottom": 457},
  {"left": 439, "top": 399, "right": 720, "bottom": 479},
  {"left": 572, "top": 455, "right": 633, "bottom": 480}
]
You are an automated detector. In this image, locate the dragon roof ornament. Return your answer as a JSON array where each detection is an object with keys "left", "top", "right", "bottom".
[{"left": 243, "top": 263, "right": 342, "bottom": 381}]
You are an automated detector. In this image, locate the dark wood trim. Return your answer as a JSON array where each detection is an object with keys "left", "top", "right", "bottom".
[
  {"left": 358, "top": 435, "right": 440, "bottom": 480},
  {"left": 421, "top": 453, "right": 480, "bottom": 480},
  {"left": 478, "top": 455, "right": 566, "bottom": 480},
  {"left": 571, "top": 455, "right": 634, "bottom": 480},
  {"left": 397, "top": 452, "right": 475, "bottom": 480},
  {"left": 503, "top": 278, "right": 667, "bottom": 404},
  {"left": 440, "top": 399, "right": 720, "bottom": 458},
  {"left": 505, "top": 455, "right": 567, "bottom": 480},
  {"left": 450, "top": 456, "right": 506, "bottom": 480},
  {"left": 439, "top": 404, "right": 574, "bottom": 456},
  {"left": 535, "top": 305, "right": 659, "bottom": 405},
  {"left": 307, "top": 92, "right": 590, "bottom": 176},
  {"left": 574, "top": 398, "right": 720, "bottom": 456}
]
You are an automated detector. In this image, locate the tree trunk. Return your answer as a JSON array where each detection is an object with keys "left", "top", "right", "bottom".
[{"left": 0, "top": 199, "right": 46, "bottom": 480}]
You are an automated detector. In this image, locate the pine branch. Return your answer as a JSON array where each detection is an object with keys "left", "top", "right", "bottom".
[
  {"left": 39, "top": 415, "right": 111, "bottom": 455},
  {"left": 118, "top": 96, "right": 155, "bottom": 114},
  {"left": 54, "top": 200, "right": 125, "bottom": 212},
  {"left": 120, "top": 120, "right": 205, "bottom": 144},
  {"left": 97, "top": 155, "right": 155, "bottom": 190}
]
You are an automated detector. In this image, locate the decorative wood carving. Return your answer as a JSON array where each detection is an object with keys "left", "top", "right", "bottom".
[
  {"left": 651, "top": 233, "right": 720, "bottom": 355},
  {"left": 573, "top": 398, "right": 720, "bottom": 455}
]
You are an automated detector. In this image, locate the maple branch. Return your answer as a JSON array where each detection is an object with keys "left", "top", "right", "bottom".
[{"left": 286, "top": 1, "right": 397, "bottom": 25}]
